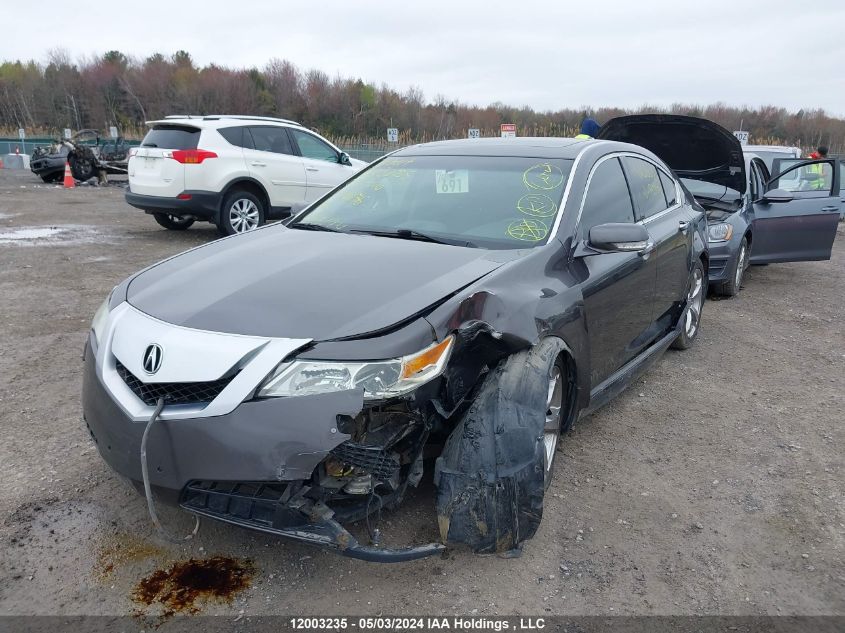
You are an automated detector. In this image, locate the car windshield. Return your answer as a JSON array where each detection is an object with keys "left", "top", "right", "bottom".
[{"left": 294, "top": 155, "right": 574, "bottom": 249}]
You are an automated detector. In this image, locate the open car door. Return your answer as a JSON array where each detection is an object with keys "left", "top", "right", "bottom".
[{"left": 749, "top": 159, "right": 840, "bottom": 264}]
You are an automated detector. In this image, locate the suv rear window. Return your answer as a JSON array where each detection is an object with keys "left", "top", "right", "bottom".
[{"left": 141, "top": 125, "right": 200, "bottom": 150}]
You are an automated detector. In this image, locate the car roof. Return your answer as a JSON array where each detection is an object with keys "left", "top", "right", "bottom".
[
  {"left": 394, "top": 137, "right": 598, "bottom": 159},
  {"left": 145, "top": 115, "right": 304, "bottom": 129},
  {"left": 743, "top": 144, "right": 801, "bottom": 153}
]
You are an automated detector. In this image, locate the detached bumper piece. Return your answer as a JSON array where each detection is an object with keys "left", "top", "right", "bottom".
[{"left": 180, "top": 480, "right": 444, "bottom": 563}]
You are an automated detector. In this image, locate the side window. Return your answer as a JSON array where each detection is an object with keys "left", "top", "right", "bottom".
[
  {"left": 622, "top": 156, "right": 667, "bottom": 220},
  {"left": 290, "top": 129, "right": 339, "bottom": 163},
  {"left": 248, "top": 126, "right": 293, "bottom": 155},
  {"left": 218, "top": 126, "right": 247, "bottom": 148},
  {"left": 579, "top": 158, "right": 636, "bottom": 238},
  {"left": 658, "top": 170, "right": 678, "bottom": 207},
  {"left": 771, "top": 161, "right": 833, "bottom": 194}
]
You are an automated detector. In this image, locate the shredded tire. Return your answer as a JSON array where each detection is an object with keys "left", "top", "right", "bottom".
[{"left": 434, "top": 337, "right": 566, "bottom": 554}]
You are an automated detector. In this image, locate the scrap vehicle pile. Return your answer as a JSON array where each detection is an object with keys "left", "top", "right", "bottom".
[{"left": 30, "top": 129, "right": 130, "bottom": 183}]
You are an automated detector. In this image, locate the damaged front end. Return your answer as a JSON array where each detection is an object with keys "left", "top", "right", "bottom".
[{"left": 179, "top": 402, "right": 445, "bottom": 562}]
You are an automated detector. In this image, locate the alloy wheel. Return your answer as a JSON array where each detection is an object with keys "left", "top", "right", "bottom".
[
  {"left": 228, "top": 199, "right": 260, "bottom": 233},
  {"left": 684, "top": 266, "right": 704, "bottom": 338},
  {"left": 543, "top": 365, "right": 563, "bottom": 487},
  {"left": 735, "top": 243, "right": 747, "bottom": 289}
]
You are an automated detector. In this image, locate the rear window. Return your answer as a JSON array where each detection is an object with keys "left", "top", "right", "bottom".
[{"left": 141, "top": 125, "right": 200, "bottom": 150}]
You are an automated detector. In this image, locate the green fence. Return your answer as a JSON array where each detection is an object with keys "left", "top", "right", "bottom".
[{"left": 1, "top": 136, "right": 391, "bottom": 163}]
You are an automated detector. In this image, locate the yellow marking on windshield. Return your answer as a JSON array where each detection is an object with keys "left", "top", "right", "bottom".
[
  {"left": 507, "top": 218, "right": 548, "bottom": 242},
  {"left": 517, "top": 193, "right": 558, "bottom": 217},
  {"left": 523, "top": 163, "right": 564, "bottom": 191}
]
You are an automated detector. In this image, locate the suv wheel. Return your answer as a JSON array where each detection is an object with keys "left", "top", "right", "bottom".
[
  {"left": 69, "top": 155, "right": 95, "bottom": 181},
  {"left": 153, "top": 213, "right": 195, "bottom": 231},
  {"left": 219, "top": 191, "right": 265, "bottom": 235}
]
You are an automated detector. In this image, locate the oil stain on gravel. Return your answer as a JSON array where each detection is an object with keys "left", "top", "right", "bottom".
[{"left": 132, "top": 556, "right": 255, "bottom": 616}]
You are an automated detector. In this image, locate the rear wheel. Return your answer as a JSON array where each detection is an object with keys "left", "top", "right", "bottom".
[
  {"left": 717, "top": 237, "right": 748, "bottom": 297},
  {"left": 153, "top": 213, "right": 195, "bottom": 231},
  {"left": 218, "top": 190, "right": 265, "bottom": 236},
  {"left": 671, "top": 260, "right": 706, "bottom": 350}
]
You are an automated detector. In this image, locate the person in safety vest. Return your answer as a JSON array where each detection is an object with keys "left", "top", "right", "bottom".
[
  {"left": 806, "top": 146, "right": 829, "bottom": 190},
  {"left": 575, "top": 118, "right": 600, "bottom": 139}
]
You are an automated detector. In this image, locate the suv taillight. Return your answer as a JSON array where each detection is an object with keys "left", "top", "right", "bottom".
[{"left": 169, "top": 149, "right": 218, "bottom": 164}]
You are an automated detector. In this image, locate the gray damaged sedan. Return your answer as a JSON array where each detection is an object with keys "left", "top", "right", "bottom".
[{"left": 83, "top": 137, "right": 708, "bottom": 561}]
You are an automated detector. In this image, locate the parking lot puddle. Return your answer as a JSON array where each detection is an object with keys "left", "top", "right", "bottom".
[
  {"left": 132, "top": 556, "right": 255, "bottom": 617},
  {"left": 0, "top": 225, "right": 105, "bottom": 246}
]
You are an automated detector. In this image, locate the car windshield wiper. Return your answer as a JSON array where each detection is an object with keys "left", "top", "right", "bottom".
[
  {"left": 350, "top": 228, "right": 475, "bottom": 248},
  {"left": 288, "top": 222, "right": 343, "bottom": 233}
]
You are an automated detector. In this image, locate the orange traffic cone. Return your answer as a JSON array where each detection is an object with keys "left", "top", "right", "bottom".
[{"left": 63, "top": 161, "right": 75, "bottom": 188}]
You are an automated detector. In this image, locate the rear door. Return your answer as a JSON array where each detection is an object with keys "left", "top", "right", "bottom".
[
  {"left": 621, "top": 155, "right": 692, "bottom": 332},
  {"left": 288, "top": 128, "right": 354, "bottom": 202},
  {"left": 243, "top": 126, "right": 307, "bottom": 208},
  {"left": 749, "top": 159, "right": 840, "bottom": 263},
  {"left": 129, "top": 124, "right": 198, "bottom": 197},
  {"left": 576, "top": 156, "right": 657, "bottom": 388}
]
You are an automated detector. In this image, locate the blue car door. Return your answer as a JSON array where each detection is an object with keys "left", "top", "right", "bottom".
[{"left": 749, "top": 159, "right": 840, "bottom": 264}]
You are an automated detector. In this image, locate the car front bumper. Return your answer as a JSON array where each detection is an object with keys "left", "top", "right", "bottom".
[
  {"left": 124, "top": 190, "right": 222, "bottom": 220},
  {"left": 705, "top": 240, "right": 740, "bottom": 284},
  {"left": 81, "top": 336, "right": 443, "bottom": 562}
]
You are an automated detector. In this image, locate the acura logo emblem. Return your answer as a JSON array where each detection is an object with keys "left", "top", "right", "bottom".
[{"left": 143, "top": 344, "right": 163, "bottom": 375}]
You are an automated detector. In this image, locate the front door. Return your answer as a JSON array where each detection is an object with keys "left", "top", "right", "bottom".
[
  {"left": 288, "top": 129, "right": 355, "bottom": 202},
  {"left": 243, "top": 126, "right": 307, "bottom": 209},
  {"left": 575, "top": 156, "right": 657, "bottom": 389},
  {"left": 621, "top": 156, "right": 692, "bottom": 332},
  {"left": 750, "top": 159, "right": 840, "bottom": 264}
]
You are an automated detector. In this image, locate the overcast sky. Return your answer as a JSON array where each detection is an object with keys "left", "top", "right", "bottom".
[{"left": 5, "top": 0, "right": 845, "bottom": 116}]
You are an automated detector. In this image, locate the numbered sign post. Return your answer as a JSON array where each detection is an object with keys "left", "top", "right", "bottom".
[
  {"left": 387, "top": 128, "right": 399, "bottom": 143},
  {"left": 468, "top": 128, "right": 480, "bottom": 139},
  {"left": 18, "top": 128, "right": 26, "bottom": 154},
  {"left": 109, "top": 126, "right": 119, "bottom": 139},
  {"left": 500, "top": 123, "right": 516, "bottom": 138},
  {"left": 733, "top": 131, "right": 749, "bottom": 146}
]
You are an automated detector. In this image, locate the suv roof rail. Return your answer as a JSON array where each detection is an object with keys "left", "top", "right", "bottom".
[
  {"left": 161, "top": 114, "right": 303, "bottom": 126},
  {"left": 202, "top": 115, "right": 302, "bottom": 126}
]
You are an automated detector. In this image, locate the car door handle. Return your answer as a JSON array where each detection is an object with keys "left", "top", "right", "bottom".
[
  {"left": 678, "top": 220, "right": 690, "bottom": 233},
  {"left": 305, "top": 167, "right": 319, "bottom": 172},
  {"left": 820, "top": 206, "right": 838, "bottom": 212},
  {"left": 250, "top": 161, "right": 266, "bottom": 167}
]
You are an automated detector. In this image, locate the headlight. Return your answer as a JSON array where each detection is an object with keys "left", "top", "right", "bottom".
[
  {"left": 257, "top": 336, "right": 454, "bottom": 400},
  {"left": 707, "top": 223, "right": 733, "bottom": 242},
  {"left": 90, "top": 298, "right": 111, "bottom": 345}
]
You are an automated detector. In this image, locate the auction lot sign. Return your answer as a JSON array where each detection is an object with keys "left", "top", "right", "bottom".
[{"left": 501, "top": 123, "right": 516, "bottom": 138}]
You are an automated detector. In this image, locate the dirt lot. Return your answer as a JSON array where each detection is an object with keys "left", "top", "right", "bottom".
[{"left": 0, "top": 167, "right": 843, "bottom": 618}]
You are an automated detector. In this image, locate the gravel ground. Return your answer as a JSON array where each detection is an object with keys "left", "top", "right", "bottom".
[{"left": 0, "top": 168, "right": 843, "bottom": 618}]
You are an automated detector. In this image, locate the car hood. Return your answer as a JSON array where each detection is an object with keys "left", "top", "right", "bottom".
[
  {"left": 597, "top": 114, "right": 746, "bottom": 195},
  {"left": 126, "top": 226, "right": 515, "bottom": 340}
]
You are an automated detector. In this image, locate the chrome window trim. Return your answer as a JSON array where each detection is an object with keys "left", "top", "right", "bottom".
[
  {"left": 549, "top": 142, "right": 597, "bottom": 241},
  {"left": 573, "top": 151, "right": 683, "bottom": 236}
]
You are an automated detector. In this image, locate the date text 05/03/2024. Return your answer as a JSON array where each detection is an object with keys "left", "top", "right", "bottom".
[{"left": 289, "top": 617, "right": 547, "bottom": 630}]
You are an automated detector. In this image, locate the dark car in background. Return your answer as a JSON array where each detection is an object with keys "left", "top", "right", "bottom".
[
  {"left": 30, "top": 129, "right": 131, "bottom": 183},
  {"left": 598, "top": 115, "right": 841, "bottom": 296},
  {"left": 82, "top": 137, "right": 707, "bottom": 561}
]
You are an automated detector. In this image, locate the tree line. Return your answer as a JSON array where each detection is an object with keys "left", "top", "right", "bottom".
[{"left": 1, "top": 50, "right": 843, "bottom": 153}]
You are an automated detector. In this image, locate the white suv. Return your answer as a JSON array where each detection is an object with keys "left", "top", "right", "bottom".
[{"left": 125, "top": 115, "right": 366, "bottom": 235}]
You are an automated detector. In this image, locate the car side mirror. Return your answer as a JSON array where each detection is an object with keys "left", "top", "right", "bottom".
[
  {"left": 339, "top": 151, "right": 352, "bottom": 166},
  {"left": 762, "top": 188, "right": 795, "bottom": 203},
  {"left": 586, "top": 223, "right": 653, "bottom": 254}
]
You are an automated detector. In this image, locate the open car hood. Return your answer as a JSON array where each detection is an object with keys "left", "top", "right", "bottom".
[{"left": 597, "top": 114, "right": 746, "bottom": 195}]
